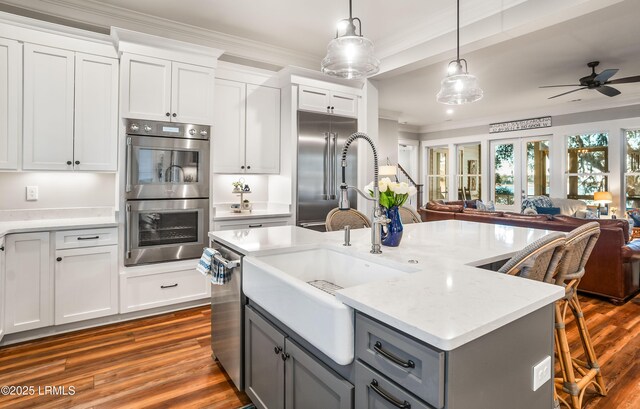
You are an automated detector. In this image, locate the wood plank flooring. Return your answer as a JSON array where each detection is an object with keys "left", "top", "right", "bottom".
[{"left": 0, "top": 293, "right": 637, "bottom": 408}]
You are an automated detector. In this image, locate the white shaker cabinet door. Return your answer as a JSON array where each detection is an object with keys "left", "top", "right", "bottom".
[
  {"left": 212, "top": 79, "right": 246, "bottom": 173},
  {"left": 298, "top": 85, "right": 331, "bottom": 114},
  {"left": 54, "top": 245, "right": 118, "bottom": 325},
  {"left": 4, "top": 232, "right": 52, "bottom": 334},
  {"left": 120, "top": 53, "right": 172, "bottom": 121},
  {"left": 23, "top": 44, "right": 75, "bottom": 170},
  {"left": 329, "top": 91, "right": 358, "bottom": 118},
  {"left": 74, "top": 53, "right": 119, "bottom": 171},
  {"left": 171, "top": 62, "right": 215, "bottom": 125},
  {"left": 245, "top": 84, "right": 281, "bottom": 174},
  {"left": 0, "top": 38, "right": 20, "bottom": 170}
]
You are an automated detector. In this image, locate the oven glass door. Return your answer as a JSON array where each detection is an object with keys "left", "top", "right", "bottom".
[
  {"left": 126, "top": 135, "right": 210, "bottom": 199},
  {"left": 126, "top": 199, "right": 209, "bottom": 266}
]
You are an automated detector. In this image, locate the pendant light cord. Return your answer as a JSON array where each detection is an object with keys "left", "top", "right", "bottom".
[
  {"left": 456, "top": 0, "right": 460, "bottom": 62},
  {"left": 349, "top": 0, "right": 353, "bottom": 20}
]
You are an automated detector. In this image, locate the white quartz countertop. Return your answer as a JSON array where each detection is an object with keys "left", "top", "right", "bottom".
[
  {"left": 0, "top": 216, "right": 118, "bottom": 239},
  {"left": 212, "top": 210, "right": 292, "bottom": 221},
  {"left": 208, "top": 220, "right": 565, "bottom": 350}
]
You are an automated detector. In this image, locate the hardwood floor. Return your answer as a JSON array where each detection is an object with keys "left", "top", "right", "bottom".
[
  {"left": 0, "top": 293, "right": 637, "bottom": 408},
  {"left": 0, "top": 307, "right": 251, "bottom": 409}
]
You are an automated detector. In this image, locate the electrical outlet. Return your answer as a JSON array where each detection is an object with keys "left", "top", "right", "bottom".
[
  {"left": 26, "top": 186, "right": 38, "bottom": 201},
  {"left": 532, "top": 355, "right": 551, "bottom": 391}
]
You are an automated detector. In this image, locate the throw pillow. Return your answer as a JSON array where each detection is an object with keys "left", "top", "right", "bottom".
[
  {"left": 521, "top": 196, "right": 553, "bottom": 213},
  {"left": 629, "top": 212, "right": 640, "bottom": 227},
  {"left": 476, "top": 200, "right": 496, "bottom": 212},
  {"left": 523, "top": 208, "right": 538, "bottom": 215},
  {"left": 535, "top": 206, "right": 561, "bottom": 215}
]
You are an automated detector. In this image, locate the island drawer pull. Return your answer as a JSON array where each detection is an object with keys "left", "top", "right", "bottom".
[
  {"left": 248, "top": 224, "right": 263, "bottom": 228},
  {"left": 77, "top": 236, "right": 100, "bottom": 240},
  {"left": 374, "top": 341, "right": 415, "bottom": 369},
  {"left": 160, "top": 283, "right": 178, "bottom": 289},
  {"left": 370, "top": 379, "right": 411, "bottom": 408}
]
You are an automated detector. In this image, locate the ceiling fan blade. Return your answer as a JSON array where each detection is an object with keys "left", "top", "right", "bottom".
[
  {"left": 607, "top": 75, "right": 640, "bottom": 84},
  {"left": 548, "top": 87, "right": 587, "bottom": 99},
  {"left": 539, "top": 85, "right": 581, "bottom": 88},
  {"left": 594, "top": 68, "right": 618, "bottom": 83},
  {"left": 596, "top": 85, "right": 621, "bottom": 97}
]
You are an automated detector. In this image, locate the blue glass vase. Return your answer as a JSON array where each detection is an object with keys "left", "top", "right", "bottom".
[{"left": 381, "top": 206, "right": 403, "bottom": 247}]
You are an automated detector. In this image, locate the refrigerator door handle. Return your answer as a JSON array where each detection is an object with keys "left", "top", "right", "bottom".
[
  {"left": 331, "top": 133, "right": 338, "bottom": 200},
  {"left": 323, "top": 132, "right": 330, "bottom": 200}
]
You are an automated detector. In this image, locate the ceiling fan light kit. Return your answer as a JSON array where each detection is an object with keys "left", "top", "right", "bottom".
[
  {"left": 321, "top": 0, "right": 380, "bottom": 79},
  {"left": 541, "top": 61, "right": 640, "bottom": 99},
  {"left": 437, "top": 0, "right": 483, "bottom": 105}
]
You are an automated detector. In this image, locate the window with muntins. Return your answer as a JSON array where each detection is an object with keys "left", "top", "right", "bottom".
[
  {"left": 625, "top": 129, "right": 640, "bottom": 209},
  {"left": 427, "top": 147, "right": 449, "bottom": 201},
  {"left": 456, "top": 143, "right": 481, "bottom": 201},
  {"left": 566, "top": 133, "right": 609, "bottom": 203}
]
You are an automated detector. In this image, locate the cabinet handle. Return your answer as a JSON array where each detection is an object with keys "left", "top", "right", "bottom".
[
  {"left": 274, "top": 346, "right": 283, "bottom": 355},
  {"left": 75, "top": 160, "right": 80, "bottom": 165},
  {"left": 0, "top": 246, "right": 4, "bottom": 251},
  {"left": 369, "top": 379, "right": 411, "bottom": 408},
  {"left": 281, "top": 352, "right": 290, "bottom": 361},
  {"left": 248, "top": 224, "right": 263, "bottom": 228},
  {"left": 77, "top": 236, "right": 100, "bottom": 240},
  {"left": 373, "top": 341, "right": 415, "bottom": 368},
  {"left": 166, "top": 112, "right": 171, "bottom": 117},
  {"left": 172, "top": 113, "right": 177, "bottom": 117},
  {"left": 56, "top": 257, "right": 62, "bottom": 262},
  {"left": 66, "top": 161, "right": 72, "bottom": 165},
  {"left": 161, "top": 283, "right": 178, "bottom": 289}
]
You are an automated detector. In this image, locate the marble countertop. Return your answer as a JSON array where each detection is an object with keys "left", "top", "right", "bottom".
[
  {"left": 0, "top": 208, "right": 118, "bottom": 239},
  {"left": 208, "top": 220, "right": 565, "bottom": 350}
]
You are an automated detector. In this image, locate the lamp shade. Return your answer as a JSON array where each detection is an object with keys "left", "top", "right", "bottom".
[
  {"left": 321, "top": 35, "right": 380, "bottom": 79},
  {"left": 594, "top": 191, "right": 613, "bottom": 204},
  {"left": 436, "top": 72, "right": 484, "bottom": 105},
  {"left": 379, "top": 165, "right": 398, "bottom": 176}
]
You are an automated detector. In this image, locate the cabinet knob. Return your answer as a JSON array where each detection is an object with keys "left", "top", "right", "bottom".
[
  {"left": 326, "top": 105, "right": 331, "bottom": 111},
  {"left": 240, "top": 165, "right": 245, "bottom": 169},
  {"left": 166, "top": 112, "right": 171, "bottom": 117},
  {"left": 56, "top": 257, "right": 62, "bottom": 262},
  {"left": 75, "top": 160, "right": 80, "bottom": 165},
  {"left": 66, "top": 161, "right": 72, "bottom": 165},
  {"left": 246, "top": 165, "right": 251, "bottom": 170},
  {"left": 0, "top": 246, "right": 4, "bottom": 251},
  {"left": 274, "top": 346, "right": 283, "bottom": 355},
  {"left": 281, "top": 352, "right": 290, "bottom": 361},
  {"left": 331, "top": 106, "right": 335, "bottom": 111},
  {"left": 172, "top": 113, "right": 177, "bottom": 117}
]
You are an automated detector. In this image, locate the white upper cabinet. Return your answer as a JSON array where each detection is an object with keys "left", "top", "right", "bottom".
[
  {"left": 74, "top": 53, "right": 119, "bottom": 171},
  {"left": 213, "top": 79, "right": 246, "bottom": 173},
  {"left": 212, "top": 79, "right": 281, "bottom": 174},
  {"left": 171, "top": 62, "right": 215, "bottom": 125},
  {"left": 246, "top": 84, "right": 281, "bottom": 174},
  {"left": 23, "top": 44, "right": 75, "bottom": 170},
  {"left": 23, "top": 44, "right": 118, "bottom": 171},
  {"left": 121, "top": 54, "right": 216, "bottom": 125},
  {"left": 298, "top": 85, "right": 358, "bottom": 118},
  {"left": 0, "top": 38, "right": 20, "bottom": 170},
  {"left": 121, "top": 54, "right": 172, "bottom": 122}
]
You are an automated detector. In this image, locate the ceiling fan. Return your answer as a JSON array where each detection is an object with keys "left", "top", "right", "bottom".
[{"left": 540, "top": 61, "right": 640, "bottom": 99}]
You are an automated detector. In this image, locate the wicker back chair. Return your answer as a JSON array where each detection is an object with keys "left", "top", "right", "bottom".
[
  {"left": 553, "top": 222, "right": 606, "bottom": 409},
  {"left": 325, "top": 208, "right": 371, "bottom": 232},
  {"left": 498, "top": 232, "right": 567, "bottom": 283},
  {"left": 398, "top": 206, "right": 422, "bottom": 224}
]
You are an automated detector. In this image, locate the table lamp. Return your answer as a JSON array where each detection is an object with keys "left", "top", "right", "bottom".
[{"left": 594, "top": 191, "right": 613, "bottom": 218}]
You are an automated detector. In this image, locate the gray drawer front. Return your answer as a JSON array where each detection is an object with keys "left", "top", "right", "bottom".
[
  {"left": 355, "top": 361, "right": 433, "bottom": 409},
  {"left": 355, "top": 314, "right": 444, "bottom": 408}
]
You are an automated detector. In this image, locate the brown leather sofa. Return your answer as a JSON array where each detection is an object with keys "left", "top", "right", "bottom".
[{"left": 419, "top": 201, "right": 640, "bottom": 304}]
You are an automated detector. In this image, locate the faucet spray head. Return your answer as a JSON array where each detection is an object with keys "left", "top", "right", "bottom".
[{"left": 338, "top": 184, "right": 350, "bottom": 210}]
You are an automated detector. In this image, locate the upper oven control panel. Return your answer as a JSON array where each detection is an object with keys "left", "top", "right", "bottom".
[{"left": 125, "top": 119, "right": 210, "bottom": 140}]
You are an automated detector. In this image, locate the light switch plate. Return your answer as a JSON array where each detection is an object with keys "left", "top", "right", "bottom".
[
  {"left": 26, "top": 186, "right": 38, "bottom": 201},
  {"left": 532, "top": 355, "right": 552, "bottom": 391}
]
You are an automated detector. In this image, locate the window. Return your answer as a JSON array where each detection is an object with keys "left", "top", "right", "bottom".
[
  {"left": 427, "top": 147, "right": 449, "bottom": 201},
  {"left": 566, "top": 133, "right": 608, "bottom": 203},
  {"left": 625, "top": 129, "right": 640, "bottom": 209},
  {"left": 456, "top": 143, "right": 481, "bottom": 200},
  {"left": 525, "top": 140, "right": 550, "bottom": 197}
]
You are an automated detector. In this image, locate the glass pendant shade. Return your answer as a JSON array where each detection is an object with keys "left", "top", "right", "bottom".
[
  {"left": 321, "top": 35, "right": 380, "bottom": 79},
  {"left": 436, "top": 71, "right": 483, "bottom": 105}
]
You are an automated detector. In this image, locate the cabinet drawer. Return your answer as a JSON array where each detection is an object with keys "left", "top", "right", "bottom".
[
  {"left": 356, "top": 361, "right": 433, "bottom": 409},
  {"left": 122, "top": 268, "right": 209, "bottom": 312},
  {"left": 356, "top": 313, "right": 445, "bottom": 408},
  {"left": 214, "top": 218, "right": 290, "bottom": 232},
  {"left": 55, "top": 227, "right": 117, "bottom": 249}
]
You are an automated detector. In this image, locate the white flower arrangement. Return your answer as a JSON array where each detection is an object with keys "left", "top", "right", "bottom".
[{"left": 364, "top": 177, "right": 418, "bottom": 209}]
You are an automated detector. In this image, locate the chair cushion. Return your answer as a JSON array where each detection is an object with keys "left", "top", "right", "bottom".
[
  {"left": 550, "top": 198, "right": 587, "bottom": 216},
  {"left": 536, "top": 206, "right": 561, "bottom": 215}
]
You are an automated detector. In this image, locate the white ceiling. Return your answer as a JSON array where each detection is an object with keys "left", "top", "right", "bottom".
[{"left": 2, "top": 0, "right": 639, "bottom": 131}]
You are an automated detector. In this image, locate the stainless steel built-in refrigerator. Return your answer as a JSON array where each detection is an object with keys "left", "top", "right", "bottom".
[{"left": 297, "top": 111, "right": 358, "bottom": 230}]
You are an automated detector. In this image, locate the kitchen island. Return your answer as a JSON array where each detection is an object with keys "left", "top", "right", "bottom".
[{"left": 209, "top": 220, "right": 564, "bottom": 409}]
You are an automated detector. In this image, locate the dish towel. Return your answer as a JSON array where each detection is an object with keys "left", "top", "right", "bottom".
[{"left": 197, "top": 248, "right": 233, "bottom": 285}]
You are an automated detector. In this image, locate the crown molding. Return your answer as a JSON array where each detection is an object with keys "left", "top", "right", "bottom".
[{"left": 0, "top": 0, "right": 320, "bottom": 69}]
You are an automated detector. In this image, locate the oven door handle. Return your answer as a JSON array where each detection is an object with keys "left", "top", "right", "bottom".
[
  {"left": 125, "top": 137, "right": 133, "bottom": 193},
  {"left": 125, "top": 203, "right": 132, "bottom": 259}
]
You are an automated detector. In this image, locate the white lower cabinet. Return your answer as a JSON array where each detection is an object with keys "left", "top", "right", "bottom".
[
  {"left": 54, "top": 245, "right": 118, "bottom": 325},
  {"left": 4, "top": 232, "right": 52, "bottom": 334},
  {"left": 213, "top": 217, "right": 291, "bottom": 232},
  {"left": 0, "top": 237, "right": 6, "bottom": 342}
]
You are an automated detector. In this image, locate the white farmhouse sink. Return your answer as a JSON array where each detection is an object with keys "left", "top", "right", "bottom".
[{"left": 243, "top": 246, "right": 411, "bottom": 365}]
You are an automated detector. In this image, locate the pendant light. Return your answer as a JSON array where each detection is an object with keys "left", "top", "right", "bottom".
[
  {"left": 321, "top": 0, "right": 380, "bottom": 80},
  {"left": 436, "top": 0, "right": 483, "bottom": 105}
]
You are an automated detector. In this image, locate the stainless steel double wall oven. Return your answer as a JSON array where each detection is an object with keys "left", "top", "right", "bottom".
[{"left": 124, "top": 119, "right": 210, "bottom": 266}]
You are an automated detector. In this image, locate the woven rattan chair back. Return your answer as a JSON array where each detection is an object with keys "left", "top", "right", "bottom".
[
  {"left": 325, "top": 208, "right": 371, "bottom": 232},
  {"left": 555, "top": 222, "right": 600, "bottom": 289},
  {"left": 398, "top": 206, "right": 422, "bottom": 224},
  {"left": 498, "top": 232, "right": 566, "bottom": 283}
]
